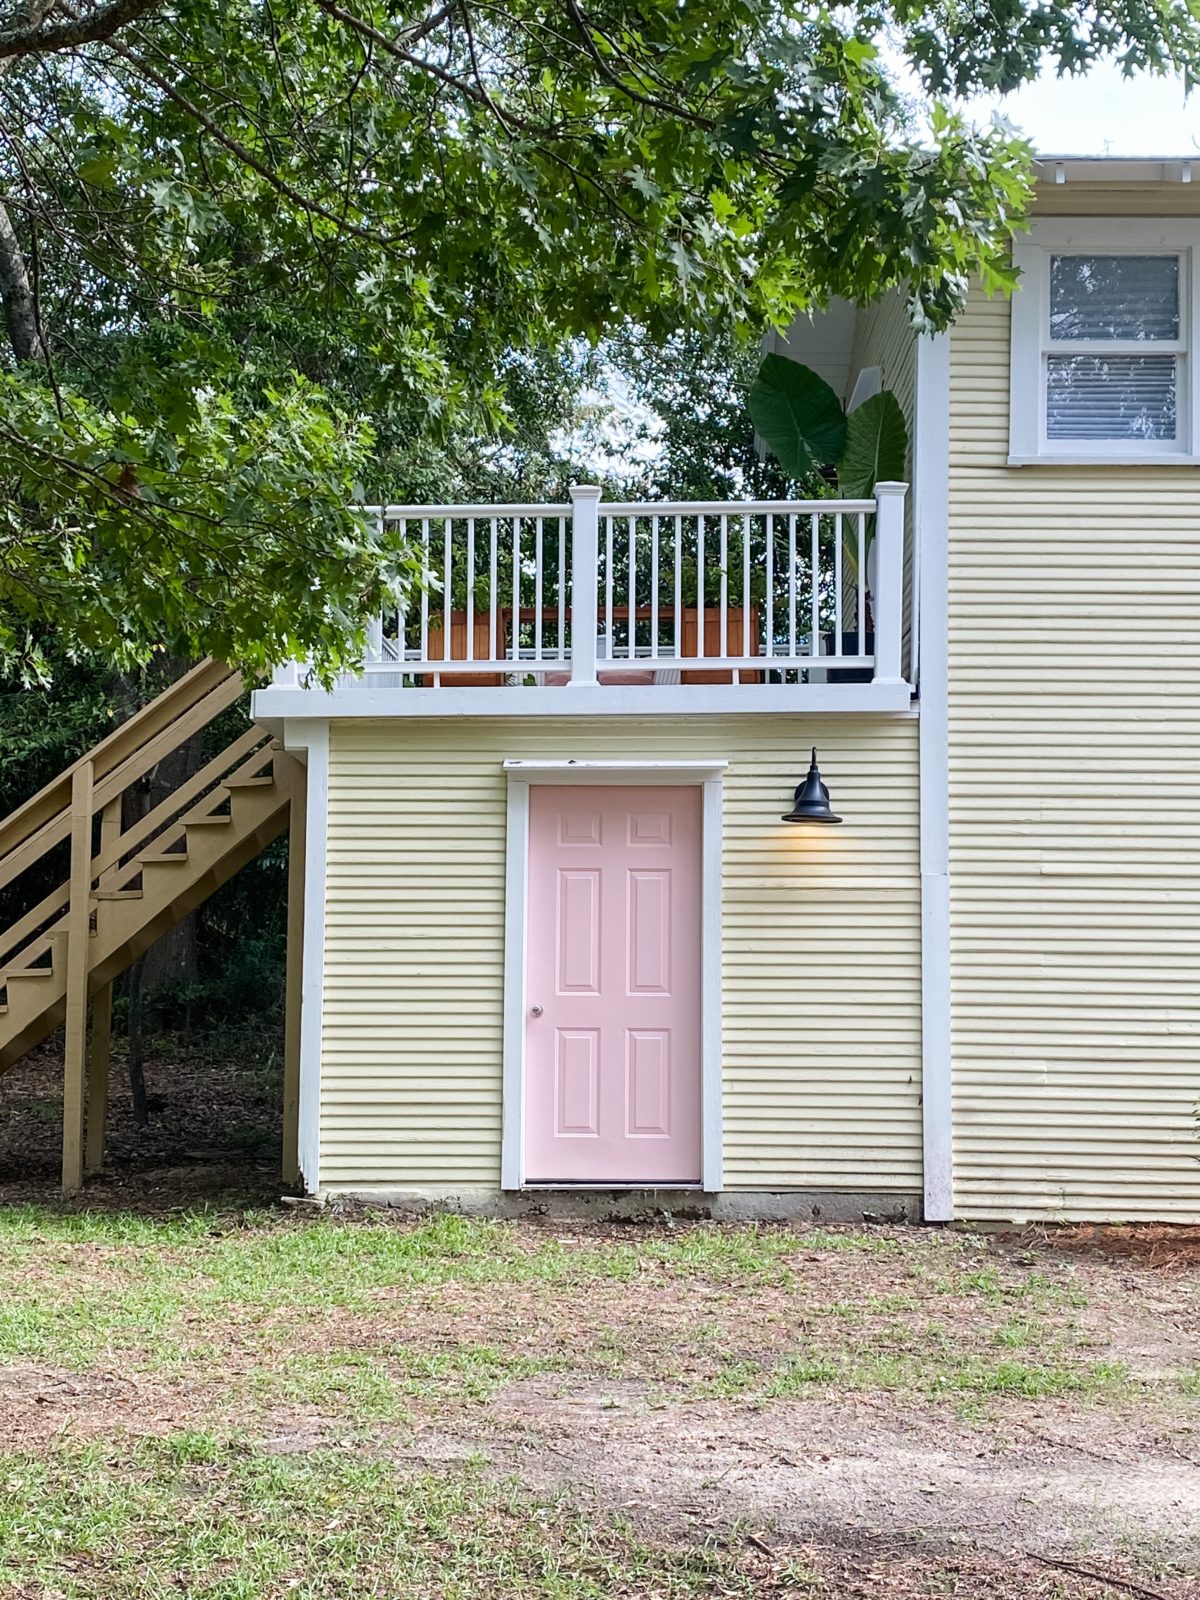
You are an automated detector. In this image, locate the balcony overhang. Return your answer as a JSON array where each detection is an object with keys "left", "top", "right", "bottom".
[{"left": 252, "top": 679, "right": 914, "bottom": 726}]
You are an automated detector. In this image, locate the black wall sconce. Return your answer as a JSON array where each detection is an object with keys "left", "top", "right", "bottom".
[{"left": 782, "top": 748, "right": 842, "bottom": 824}]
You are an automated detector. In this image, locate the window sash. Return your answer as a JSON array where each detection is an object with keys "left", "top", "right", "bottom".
[
  {"left": 1048, "top": 252, "right": 1182, "bottom": 346},
  {"left": 1044, "top": 351, "right": 1181, "bottom": 444},
  {"left": 1038, "top": 249, "right": 1188, "bottom": 452}
]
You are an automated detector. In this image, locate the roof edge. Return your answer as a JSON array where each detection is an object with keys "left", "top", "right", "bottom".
[{"left": 1034, "top": 156, "right": 1197, "bottom": 184}]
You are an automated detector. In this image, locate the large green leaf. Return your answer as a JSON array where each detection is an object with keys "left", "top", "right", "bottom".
[
  {"left": 838, "top": 390, "right": 908, "bottom": 500},
  {"left": 748, "top": 355, "right": 847, "bottom": 477}
]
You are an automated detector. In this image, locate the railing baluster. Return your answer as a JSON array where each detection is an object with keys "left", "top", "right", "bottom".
[
  {"left": 489, "top": 518, "right": 498, "bottom": 664},
  {"left": 788, "top": 513, "right": 797, "bottom": 662},
  {"left": 650, "top": 516, "right": 659, "bottom": 660},
  {"left": 558, "top": 516, "right": 566, "bottom": 664},
  {"left": 467, "top": 517, "right": 476, "bottom": 662},
  {"left": 697, "top": 515, "right": 705, "bottom": 664},
  {"left": 627, "top": 515, "right": 636, "bottom": 658},
  {"left": 605, "top": 515, "right": 613, "bottom": 659},
  {"left": 719, "top": 513, "right": 728, "bottom": 662},
  {"left": 809, "top": 513, "right": 820, "bottom": 661},
  {"left": 766, "top": 513, "right": 775, "bottom": 668},
  {"left": 673, "top": 514, "right": 682, "bottom": 660},
  {"left": 535, "top": 516, "right": 544, "bottom": 666},
  {"left": 742, "top": 513, "right": 751, "bottom": 662},
  {"left": 834, "top": 512, "right": 843, "bottom": 657},
  {"left": 511, "top": 513, "right": 521, "bottom": 665},
  {"left": 420, "top": 517, "right": 430, "bottom": 669},
  {"left": 443, "top": 516, "right": 453, "bottom": 667}
]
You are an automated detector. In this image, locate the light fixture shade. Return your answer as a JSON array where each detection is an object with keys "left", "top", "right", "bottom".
[{"left": 782, "top": 748, "right": 842, "bottom": 824}]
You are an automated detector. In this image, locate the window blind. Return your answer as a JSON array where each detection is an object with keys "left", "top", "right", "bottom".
[
  {"left": 1050, "top": 255, "right": 1180, "bottom": 343},
  {"left": 1046, "top": 353, "right": 1178, "bottom": 441}
]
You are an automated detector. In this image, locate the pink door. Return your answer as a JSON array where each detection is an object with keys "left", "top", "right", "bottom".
[{"left": 524, "top": 785, "right": 702, "bottom": 1185}]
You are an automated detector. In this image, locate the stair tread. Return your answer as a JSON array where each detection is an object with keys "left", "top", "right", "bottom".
[
  {"left": 184, "top": 814, "right": 232, "bottom": 825},
  {"left": 140, "top": 850, "right": 189, "bottom": 864},
  {"left": 225, "top": 774, "right": 274, "bottom": 788},
  {"left": 93, "top": 889, "right": 143, "bottom": 900}
]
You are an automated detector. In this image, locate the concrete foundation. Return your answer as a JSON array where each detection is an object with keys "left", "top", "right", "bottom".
[{"left": 320, "top": 1187, "right": 924, "bottom": 1225}]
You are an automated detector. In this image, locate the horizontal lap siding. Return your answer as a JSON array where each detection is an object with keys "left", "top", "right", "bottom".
[
  {"left": 321, "top": 716, "right": 921, "bottom": 1193},
  {"left": 949, "top": 266, "right": 1200, "bottom": 1221}
]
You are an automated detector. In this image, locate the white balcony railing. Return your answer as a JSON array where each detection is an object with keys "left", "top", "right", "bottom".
[{"left": 309, "top": 484, "right": 909, "bottom": 694}]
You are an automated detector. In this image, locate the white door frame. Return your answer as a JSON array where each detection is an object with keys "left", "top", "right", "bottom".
[{"left": 501, "top": 759, "right": 726, "bottom": 1192}]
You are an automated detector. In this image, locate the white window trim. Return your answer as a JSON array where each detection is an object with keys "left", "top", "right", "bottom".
[
  {"left": 1009, "top": 218, "right": 1200, "bottom": 465},
  {"left": 500, "top": 759, "right": 725, "bottom": 1194}
]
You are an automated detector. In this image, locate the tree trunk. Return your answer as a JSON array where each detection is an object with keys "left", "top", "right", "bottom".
[{"left": 0, "top": 198, "right": 38, "bottom": 363}]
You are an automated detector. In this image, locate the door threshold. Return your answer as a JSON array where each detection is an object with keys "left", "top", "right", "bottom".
[{"left": 518, "top": 1182, "right": 705, "bottom": 1192}]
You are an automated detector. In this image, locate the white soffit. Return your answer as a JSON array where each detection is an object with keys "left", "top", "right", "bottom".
[
  {"left": 767, "top": 298, "right": 858, "bottom": 405},
  {"left": 1034, "top": 155, "right": 1195, "bottom": 185}
]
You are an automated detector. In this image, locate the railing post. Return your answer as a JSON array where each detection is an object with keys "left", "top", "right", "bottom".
[
  {"left": 567, "top": 485, "right": 601, "bottom": 688},
  {"left": 85, "top": 794, "right": 121, "bottom": 1177},
  {"left": 871, "top": 481, "right": 908, "bottom": 687},
  {"left": 62, "top": 759, "right": 94, "bottom": 1193}
]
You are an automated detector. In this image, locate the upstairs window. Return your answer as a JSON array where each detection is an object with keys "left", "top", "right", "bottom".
[{"left": 1009, "top": 224, "right": 1200, "bottom": 463}]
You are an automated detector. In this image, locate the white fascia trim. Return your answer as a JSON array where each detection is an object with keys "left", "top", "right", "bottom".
[
  {"left": 502, "top": 761, "right": 724, "bottom": 1194},
  {"left": 915, "top": 332, "right": 953, "bottom": 1223},
  {"left": 502, "top": 759, "right": 727, "bottom": 782},
  {"left": 281, "top": 718, "right": 329, "bottom": 1194},
  {"left": 252, "top": 683, "right": 914, "bottom": 721}
]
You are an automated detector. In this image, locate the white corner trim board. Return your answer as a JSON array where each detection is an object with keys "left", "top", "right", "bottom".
[
  {"left": 501, "top": 758, "right": 725, "bottom": 1193},
  {"left": 915, "top": 331, "right": 953, "bottom": 1222},
  {"left": 281, "top": 718, "right": 329, "bottom": 1195}
]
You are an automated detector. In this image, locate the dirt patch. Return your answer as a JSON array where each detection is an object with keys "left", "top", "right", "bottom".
[
  {"left": 457, "top": 1380, "right": 1200, "bottom": 1562},
  {"left": 0, "top": 1032, "right": 283, "bottom": 1185}
]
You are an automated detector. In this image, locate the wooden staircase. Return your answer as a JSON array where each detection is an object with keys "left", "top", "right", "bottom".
[{"left": 0, "top": 660, "right": 305, "bottom": 1191}]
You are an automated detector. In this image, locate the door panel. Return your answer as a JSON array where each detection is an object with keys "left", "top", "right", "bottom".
[{"left": 524, "top": 784, "right": 702, "bottom": 1184}]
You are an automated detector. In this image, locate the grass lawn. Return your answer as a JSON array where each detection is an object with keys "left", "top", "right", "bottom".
[{"left": 1, "top": 1198, "right": 1198, "bottom": 1598}]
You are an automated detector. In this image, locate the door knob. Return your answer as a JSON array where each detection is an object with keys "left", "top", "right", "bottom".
[{"left": 530, "top": 1005, "right": 543, "bottom": 1017}]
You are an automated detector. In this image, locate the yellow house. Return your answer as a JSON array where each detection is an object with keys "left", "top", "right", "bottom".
[
  {"left": 3, "top": 157, "right": 1197, "bottom": 1222},
  {"left": 247, "top": 155, "right": 1200, "bottom": 1223}
]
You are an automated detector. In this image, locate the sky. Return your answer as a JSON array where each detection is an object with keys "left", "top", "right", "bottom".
[{"left": 965, "top": 63, "right": 1197, "bottom": 157}]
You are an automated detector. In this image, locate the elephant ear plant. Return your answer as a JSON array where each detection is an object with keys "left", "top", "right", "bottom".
[
  {"left": 748, "top": 353, "right": 908, "bottom": 590},
  {"left": 749, "top": 353, "right": 908, "bottom": 498}
]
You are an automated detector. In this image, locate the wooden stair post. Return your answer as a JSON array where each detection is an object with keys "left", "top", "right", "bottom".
[
  {"left": 85, "top": 796, "right": 121, "bottom": 1176},
  {"left": 62, "top": 761, "right": 94, "bottom": 1193}
]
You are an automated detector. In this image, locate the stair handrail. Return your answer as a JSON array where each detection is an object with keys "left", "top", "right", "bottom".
[
  {"left": 0, "top": 726, "right": 276, "bottom": 974},
  {"left": 0, "top": 660, "right": 245, "bottom": 898}
]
